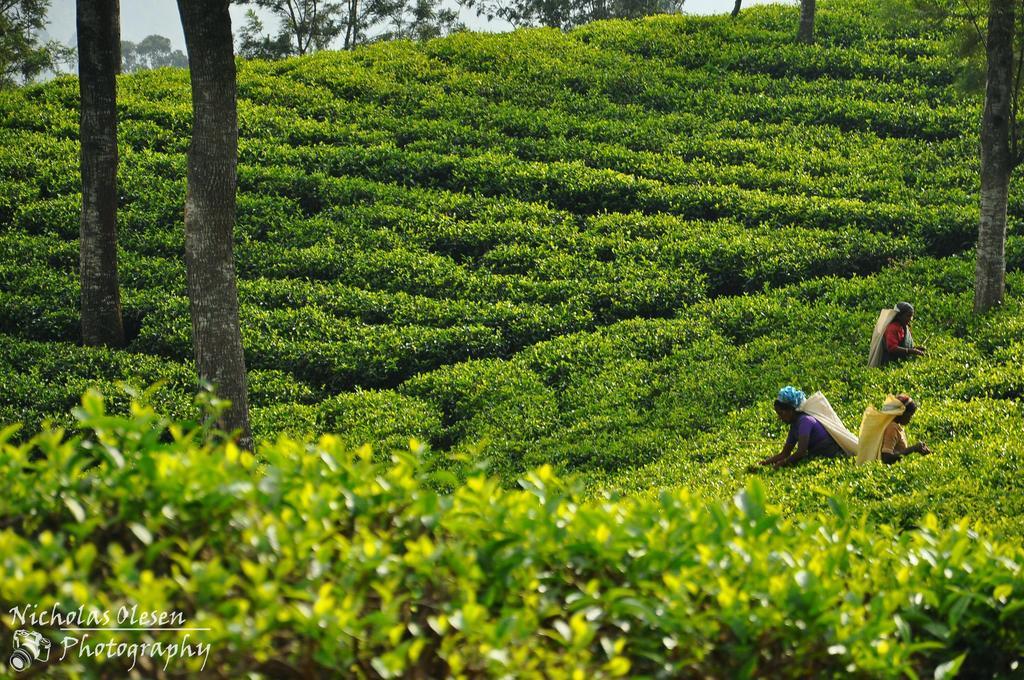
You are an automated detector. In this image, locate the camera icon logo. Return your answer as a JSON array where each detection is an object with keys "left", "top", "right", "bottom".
[{"left": 9, "top": 630, "right": 50, "bottom": 672}]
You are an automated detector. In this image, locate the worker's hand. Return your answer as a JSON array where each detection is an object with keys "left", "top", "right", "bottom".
[
  {"left": 917, "top": 442, "right": 931, "bottom": 455},
  {"left": 913, "top": 347, "right": 926, "bottom": 356}
]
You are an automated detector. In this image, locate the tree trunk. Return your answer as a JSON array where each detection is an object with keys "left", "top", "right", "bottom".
[
  {"left": 797, "top": 0, "right": 815, "bottom": 44},
  {"left": 176, "top": 0, "right": 252, "bottom": 447},
  {"left": 975, "top": 0, "right": 1014, "bottom": 313},
  {"left": 77, "top": 0, "right": 124, "bottom": 347},
  {"left": 731, "top": 0, "right": 741, "bottom": 18},
  {"left": 345, "top": 0, "right": 359, "bottom": 49}
]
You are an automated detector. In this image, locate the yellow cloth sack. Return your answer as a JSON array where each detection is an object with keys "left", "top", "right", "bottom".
[
  {"left": 856, "top": 395, "right": 906, "bottom": 465},
  {"left": 868, "top": 309, "right": 898, "bottom": 368},
  {"left": 797, "top": 391, "right": 858, "bottom": 456}
]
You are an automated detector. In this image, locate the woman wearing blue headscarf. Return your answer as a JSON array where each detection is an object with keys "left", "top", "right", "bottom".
[{"left": 758, "top": 386, "right": 847, "bottom": 467}]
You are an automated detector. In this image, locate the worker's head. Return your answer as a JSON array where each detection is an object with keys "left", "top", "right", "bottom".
[
  {"left": 774, "top": 386, "right": 805, "bottom": 423},
  {"left": 774, "top": 400, "right": 797, "bottom": 422},
  {"left": 894, "top": 301, "right": 915, "bottom": 325},
  {"left": 893, "top": 394, "right": 918, "bottom": 424}
]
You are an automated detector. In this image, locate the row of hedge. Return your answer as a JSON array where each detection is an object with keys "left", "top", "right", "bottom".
[{"left": 1, "top": 99, "right": 981, "bottom": 212}]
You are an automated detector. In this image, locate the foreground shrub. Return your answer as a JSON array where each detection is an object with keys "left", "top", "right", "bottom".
[{"left": 1, "top": 394, "right": 1021, "bottom": 678}]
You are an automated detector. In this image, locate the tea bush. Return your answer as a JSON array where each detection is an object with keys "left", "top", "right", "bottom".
[{"left": 0, "top": 397, "right": 1021, "bottom": 678}]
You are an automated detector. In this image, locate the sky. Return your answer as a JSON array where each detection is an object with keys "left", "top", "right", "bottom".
[{"left": 44, "top": 0, "right": 795, "bottom": 51}]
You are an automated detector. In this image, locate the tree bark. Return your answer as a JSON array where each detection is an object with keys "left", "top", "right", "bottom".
[
  {"left": 797, "top": 0, "right": 815, "bottom": 44},
  {"left": 731, "top": 0, "right": 741, "bottom": 18},
  {"left": 77, "top": 0, "right": 124, "bottom": 347},
  {"left": 975, "top": 0, "right": 1014, "bottom": 313},
  {"left": 176, "top": 0, "right": 252, "bottom": 447},
  {"left": 344, "top": 0, "right": 360, "bottom": 50}
]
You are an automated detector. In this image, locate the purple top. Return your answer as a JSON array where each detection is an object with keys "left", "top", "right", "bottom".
[{"left": 785, "top": 414, "right": 841, "bottom": 457}]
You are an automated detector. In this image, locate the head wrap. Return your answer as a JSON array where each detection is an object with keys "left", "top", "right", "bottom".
[
  {"left": 776, "top": 386, "right": 806, "bottom": 409},
  {"left": 895, "top": 394, "right": 918, "bottom": 417},
  {"left": 894, "top": 302, "right": 914, "bottom": 315}
]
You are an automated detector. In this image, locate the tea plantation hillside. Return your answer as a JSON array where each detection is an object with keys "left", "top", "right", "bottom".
[
  {"left": 1, "top": 1, "right": 1022, "bottom": 535},
  {"left": 4, "top": 1, "right": 1024, "bottom": 676}
]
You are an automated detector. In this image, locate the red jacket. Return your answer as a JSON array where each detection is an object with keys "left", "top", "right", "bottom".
[{"left": 884, "top": 322, "right": 906, "bottom": 352}]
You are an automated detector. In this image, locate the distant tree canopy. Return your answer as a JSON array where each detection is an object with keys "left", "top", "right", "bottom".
[
  {"left": 236, "top": 9, "right": 295, "bottom": 58},
  {"left": 373, "top": 0, "right": 462, "bottom": 42},
  {"left": 457, "top": 0, "right": 684, "bottom": 30},
  {"left": 1, "top": 0, "right": 74, "bottom": 87},
  {"left": 236, "top": 0, "right": 345, "bottom": 57},
  {"left": 121, "top": 34, "right": 188, "bottom": 73},
  {"left": 234, "top": 0, "right": 463, "bottom": 56}
]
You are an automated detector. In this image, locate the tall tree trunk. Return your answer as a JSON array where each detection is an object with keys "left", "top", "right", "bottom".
[
  {"left": 731, "top": 0, "right": 741, "bottom": 18},
  {"left": 345, "top": 0, "right": 359, "bottom": 49},
  {"left": 797, "top": 0, "right": 815, "bottom": 44},
  {"left": 176, "top": 0, "right": 252, "bottom": 447},
  {"left": 77, "top": 0, "right": 124, "bottom": 347},
  {"left": 976, "top": 0, "right": 1014, "bottom": 313}
]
